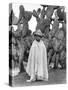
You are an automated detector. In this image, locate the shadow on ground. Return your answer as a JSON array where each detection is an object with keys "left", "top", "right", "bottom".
[{"left": 11, "top": 69, "right": 66, "bottom": 87}]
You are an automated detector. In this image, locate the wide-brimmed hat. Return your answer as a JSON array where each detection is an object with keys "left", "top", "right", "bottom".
[{"left": 33, "top": 29, "right": 44, "bottom": 37}]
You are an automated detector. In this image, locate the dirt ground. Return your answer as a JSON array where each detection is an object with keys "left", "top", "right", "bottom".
[{"left": 12, "top": 69, "right": 66, "bottom": 87}]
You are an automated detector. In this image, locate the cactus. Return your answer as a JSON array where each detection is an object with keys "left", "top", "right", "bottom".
[{"left": 9, "top": 5, "right": 66, "bottom": 71}]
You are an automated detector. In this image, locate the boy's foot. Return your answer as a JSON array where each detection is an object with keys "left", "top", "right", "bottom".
[{"left": 26, "top": 78, "right": 36, "bottom": 82}]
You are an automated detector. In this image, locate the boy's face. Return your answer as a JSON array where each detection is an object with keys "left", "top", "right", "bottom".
[{"left": 34, "top": 35, "right": 42, "bottom": 42}]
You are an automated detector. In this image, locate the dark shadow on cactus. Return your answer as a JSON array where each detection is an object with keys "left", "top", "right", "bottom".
[{"left": 20, "top": 62, "right": 25, "bottom": 73}]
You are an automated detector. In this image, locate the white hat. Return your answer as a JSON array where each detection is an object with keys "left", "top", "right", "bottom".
[{"left": 34, "top": 29, "right": 44, "bottom": 37}]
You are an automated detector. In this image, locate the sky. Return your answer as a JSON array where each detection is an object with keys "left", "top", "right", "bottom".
[{"left": 12, "top": 3, "right": 62, "bottom": 32}]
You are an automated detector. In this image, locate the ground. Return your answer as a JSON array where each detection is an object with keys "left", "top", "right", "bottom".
[{"left": 12, "top": 69, "right": 66, "bottom": 87}]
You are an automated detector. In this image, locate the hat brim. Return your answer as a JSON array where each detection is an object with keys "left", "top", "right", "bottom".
[{"left": 33, "top": 33, "right": 44, "bottom": 37}]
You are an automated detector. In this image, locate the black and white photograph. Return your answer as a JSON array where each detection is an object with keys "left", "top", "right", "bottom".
[{"left": 9, "top": 2, "right": 66, "bottom": 87}]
